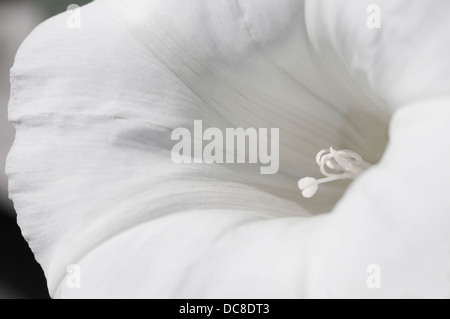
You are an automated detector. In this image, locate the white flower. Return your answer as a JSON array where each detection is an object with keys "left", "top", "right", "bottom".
[{"left": 6, "top": 0, "right": 450, "bottom": 298}]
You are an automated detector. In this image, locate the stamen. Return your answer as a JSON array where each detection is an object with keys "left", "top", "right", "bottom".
[{"left": 298, "top": 148, "right": 370, "bottom": 198}]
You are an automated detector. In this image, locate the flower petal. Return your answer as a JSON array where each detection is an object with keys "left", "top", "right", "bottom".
[
  {"left": 7, "top": 1, "right": 314, "bottom": 297},
  {"left": 7, "top": 0, "right": 450, "bottom": 298}
]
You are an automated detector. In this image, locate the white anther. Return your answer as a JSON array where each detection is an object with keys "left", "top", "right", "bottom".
[{"left": 299, "top": 148, "right": 370, "bottom": 198}]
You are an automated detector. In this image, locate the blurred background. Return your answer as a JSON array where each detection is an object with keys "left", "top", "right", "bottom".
[{"left": 0, "top": 0, "right": 91, "bottom": 299}]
